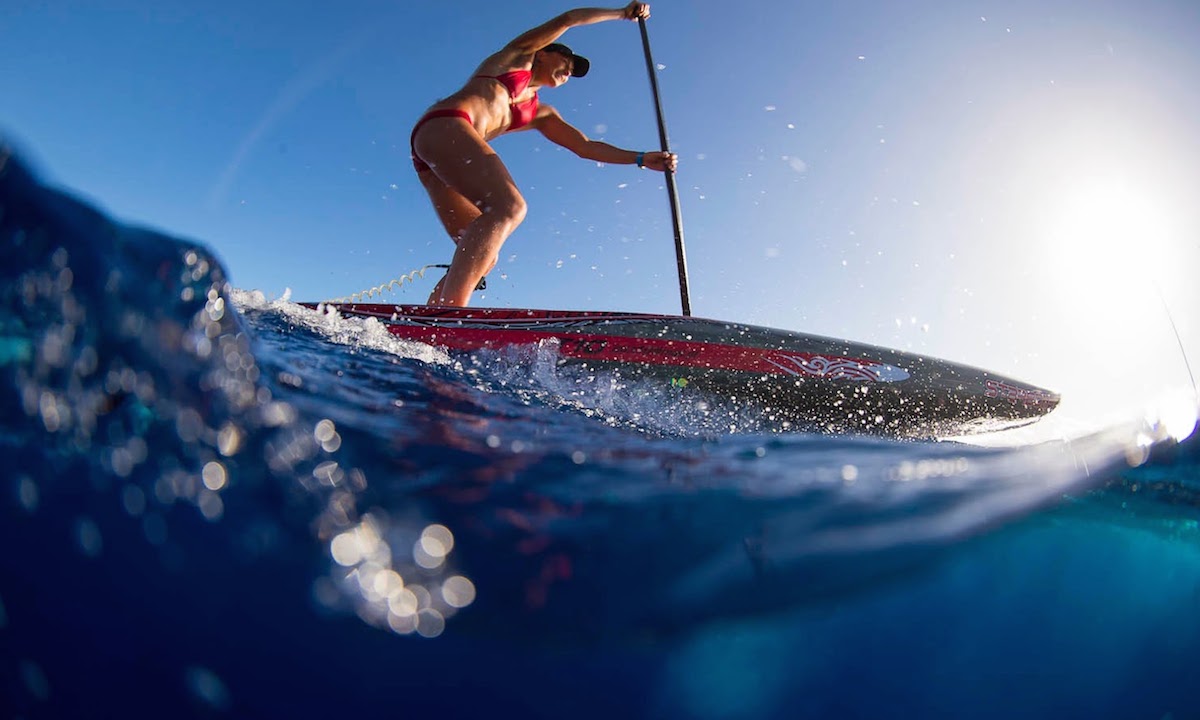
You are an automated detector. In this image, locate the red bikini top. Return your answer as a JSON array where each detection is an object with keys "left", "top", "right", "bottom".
[{"left": 475, "top": 69, "right": 539, "bottom": 130}]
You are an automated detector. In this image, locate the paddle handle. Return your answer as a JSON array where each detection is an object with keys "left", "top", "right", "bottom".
[{"left": 638, "top": 17, "right": 691, "bottom": 317}]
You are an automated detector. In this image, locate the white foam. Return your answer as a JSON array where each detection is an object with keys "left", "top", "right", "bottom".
[{"left": 228, "top": 289, "right": 452, "bottom": 367}]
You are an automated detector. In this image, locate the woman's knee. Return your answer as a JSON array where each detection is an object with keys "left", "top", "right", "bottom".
[{"left": 487, "top": 190, "right": 527, "bottom": 227}]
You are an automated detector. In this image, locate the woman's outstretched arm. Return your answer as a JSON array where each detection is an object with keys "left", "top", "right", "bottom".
[{"left": 506, "top": 2, "right": 650, "bottom": 52}]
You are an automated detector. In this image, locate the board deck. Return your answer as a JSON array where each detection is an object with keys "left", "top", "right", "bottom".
[{"left": 302, "top": 302, "right": 1060, "bottom": 437}]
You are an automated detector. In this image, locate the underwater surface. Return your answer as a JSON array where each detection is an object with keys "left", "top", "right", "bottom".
[{"left": 2, "top": 144, "right": 1199, "bottom": 719}]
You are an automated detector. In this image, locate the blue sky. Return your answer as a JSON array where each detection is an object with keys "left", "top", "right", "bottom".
[{"left": 4, "top": 0, "right": 1199, "bottom": 430}]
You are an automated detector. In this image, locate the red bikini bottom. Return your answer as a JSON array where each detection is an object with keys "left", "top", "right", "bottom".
[{"left": 410, "top": 109, "right": 473, "bottom": 173}]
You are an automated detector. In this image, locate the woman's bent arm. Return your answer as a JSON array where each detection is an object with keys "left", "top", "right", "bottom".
[{"left": 536, "top": 108, "right": 675, "bottom": 170}]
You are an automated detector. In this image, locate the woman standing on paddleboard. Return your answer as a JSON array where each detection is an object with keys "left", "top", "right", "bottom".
[{"left": 411, "top": 2, "right": 677, "bottom": 306}]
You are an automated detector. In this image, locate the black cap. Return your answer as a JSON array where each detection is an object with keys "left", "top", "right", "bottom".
[{"left": 543, "top": 42, "right": 590, "bottom": 78}]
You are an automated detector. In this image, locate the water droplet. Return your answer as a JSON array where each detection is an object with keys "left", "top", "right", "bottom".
[
  {"left": 20, "top": 660, "right": 50, "bottom": 701},
  {"left": 17, "top": 476, "right": 38, "bottom": 513},
  {"left": 185, "top": 666, "right": 231, "bottom": 711},
  {"left": 77, "top": 518, "right": 102, "bottom": 557}
]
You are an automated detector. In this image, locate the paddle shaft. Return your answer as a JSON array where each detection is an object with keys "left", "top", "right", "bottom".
[{"left": 637, "top": 17, "right": 691, "bottom": 316}]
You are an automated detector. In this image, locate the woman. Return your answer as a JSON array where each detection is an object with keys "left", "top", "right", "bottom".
[{"left": 410, "top": 2, "right": 678, "bottom": 306}]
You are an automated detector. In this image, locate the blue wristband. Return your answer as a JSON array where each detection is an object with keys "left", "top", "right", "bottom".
[{"left": 635, "top": 151, "right": 645, "bottom": 168}]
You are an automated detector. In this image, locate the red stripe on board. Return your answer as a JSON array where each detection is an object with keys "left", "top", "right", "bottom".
[
  {"left": 384, "top": 324, "right": 889, "bottom": 380},
  {"left": 326, "top": 303, "right": 675, "bottom": 326}
]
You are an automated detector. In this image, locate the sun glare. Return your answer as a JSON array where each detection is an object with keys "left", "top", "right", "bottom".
[
  {"left": 1043, "top": 174, "right": 1171, "bottom": 296},
  {"left": 1028, "top": 143, "right": 1191, "bottom": 425}
]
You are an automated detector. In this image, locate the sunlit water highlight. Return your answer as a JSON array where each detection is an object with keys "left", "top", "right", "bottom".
[{"left": 2, "top": 145, "right": 1199, "bottom": 718}]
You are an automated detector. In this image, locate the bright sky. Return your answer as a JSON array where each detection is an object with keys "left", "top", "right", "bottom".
[{"left": 4, "top": 0, "right": 1198, "bottom": 433}]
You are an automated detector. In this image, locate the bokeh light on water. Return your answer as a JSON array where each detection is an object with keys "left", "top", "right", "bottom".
[
  {"left": 325, "top": 515, "right": 472, "bottom": 638},
  {"left": 2, "top": 148, "right": 475, "bottom": 655}
]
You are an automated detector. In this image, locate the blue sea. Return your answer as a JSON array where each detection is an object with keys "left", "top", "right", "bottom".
[{"left": 3, "top": 144, "right": 1199, "bottom": 719}]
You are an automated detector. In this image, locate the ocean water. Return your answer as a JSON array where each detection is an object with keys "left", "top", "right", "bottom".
[{"left": 3, "top": 144, "right": 1199, "bottom": 719}]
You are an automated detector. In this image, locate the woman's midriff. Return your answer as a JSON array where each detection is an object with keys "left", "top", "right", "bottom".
[{"left": 410, "top": 88, "right": 517, "bottom": 173}]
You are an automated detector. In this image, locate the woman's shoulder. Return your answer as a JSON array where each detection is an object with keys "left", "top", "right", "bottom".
[{"left": 472, "top": 46, "right": 534, "bottom": 76}]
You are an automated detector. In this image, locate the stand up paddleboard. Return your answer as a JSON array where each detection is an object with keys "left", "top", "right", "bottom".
[
  {"left": 302, "top": 302, "right": 1059, "bottom": 438},
  {"left": 304, "top": 19, "right": 1058, "bottom": 438}
]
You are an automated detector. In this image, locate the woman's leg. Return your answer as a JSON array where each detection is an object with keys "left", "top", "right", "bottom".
[
  {"left": 412, "top": 117, "right": 527, "bottom": 306},
  {"left": 417, "top": 171, "right": 482, "bottom": 303}
]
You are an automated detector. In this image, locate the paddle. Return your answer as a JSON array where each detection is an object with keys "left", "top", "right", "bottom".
[{"left": 637, "top": 17, "right": 691, "bottom": 316}]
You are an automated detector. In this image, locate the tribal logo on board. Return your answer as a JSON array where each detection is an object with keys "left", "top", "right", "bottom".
[{"left": 764, "top": 354, "right": 910, "bottom": 382}]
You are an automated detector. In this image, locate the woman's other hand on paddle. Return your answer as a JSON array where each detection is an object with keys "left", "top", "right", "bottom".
[
  {"left": 643, "top": 151, "right": 676, "bottom": 172},
  {"left": 621, "top": 2, "right": 650, "bottom": 20}
]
